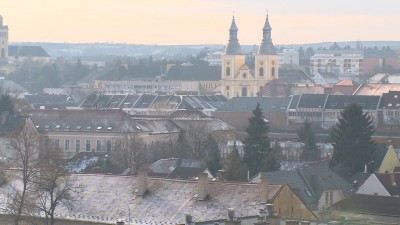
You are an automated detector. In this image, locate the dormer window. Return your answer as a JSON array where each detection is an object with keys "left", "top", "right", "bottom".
[
  {"left": 55, "top": 125, "right": 61, "bottom": 129},
  {"left": 76, "top": 126, "right": 81, "bottom": 130},
  {"left": 107, "top": 126, "right": 113, "bottom": 131},
  {"left": 96, "top": 126, "right": 102, "bottom": 130},
  {"left": 86, "top": 126, "right": 92, "bottom": 131}
]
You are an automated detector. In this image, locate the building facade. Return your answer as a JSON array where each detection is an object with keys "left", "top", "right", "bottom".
[
  {"left": 310, "top": 50, "right": 363, "bottom": 76},
  {"left": 221, "top": 15, "right": 279, "bottom": 98},
  {"left": 0, "top": 15, "right": 8, "bottom": 61}
]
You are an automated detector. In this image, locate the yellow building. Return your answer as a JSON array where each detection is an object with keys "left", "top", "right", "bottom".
[
  {"left": 221, "top": 15, "right": 279, "bottom": 98},
  {"left": 376, "top": 145, "right": 400, "bottom": 173}
]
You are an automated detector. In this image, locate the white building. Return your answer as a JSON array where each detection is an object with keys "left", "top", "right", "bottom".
[
  {"left": 310, "top": 49, "right": 363, "bottom": 76},
  {"left": 0, "top": 15, "right": 8, "bottom": 62},
  {"left": 278, "top": 48, "right": 299, "bottom": 67}
]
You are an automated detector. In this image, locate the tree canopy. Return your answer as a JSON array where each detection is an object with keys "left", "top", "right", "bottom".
[
  {"left": 223, "top": 141, "right": 248, "bottom": 181},
  {"left": 330, "top": 103, "right": 376, "bottom": 175},
  {"left": 297, "top": 119, "right": 319, "bottom": 161},
  {"left": 243, "top": 103, "right": 279, "bottom": 177}
]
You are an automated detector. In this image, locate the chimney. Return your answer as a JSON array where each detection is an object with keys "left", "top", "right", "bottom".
[
  {"left": 1, "top": 111, "right": 9, "bottom": 126},
  {"left": 197, "top": 172, "right": 208, "bottom": 201},
  {"left": 260, "top": 175, "right": 269, "bottom": 203},
  {"left": 185, "top": 213, "right": 193, "bottom": 225},
  {"left": 136, "top": 168, "right": 148, "bottom": 196},
  {"left": 391, "top": 172, "right": 396, "bottom": 186},
  {"left": 116, "top": 219, "right": 125, "bottom": 225},
  {"left": 226, "top": 208, "right": 241, "bottom": 225}
]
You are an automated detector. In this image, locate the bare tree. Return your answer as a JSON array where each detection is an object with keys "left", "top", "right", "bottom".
[
  {"left": 5, "top": 119, "right": 42, "bottom": 225},
  {"left": 186, "top": 121, "right": 209, "bottom": 159},
  {"left": 34, "top": 164, "right": 83, "bottom": 225},
  {"left": 112, "top": 133, "right": 147, "bottom": 170}
]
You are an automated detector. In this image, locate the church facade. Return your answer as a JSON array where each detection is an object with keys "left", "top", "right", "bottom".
[{"left": 221, "top": 15, "right": 279, "bottom": 98}]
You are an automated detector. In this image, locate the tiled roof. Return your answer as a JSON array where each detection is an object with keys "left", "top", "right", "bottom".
[
  {"left": 324, "top": 95, "right": 380, "bottom": 110},
  {"left": 25, "top": 94, "right": 75, "bottom": 109},
  {"left": 334, "top": 80, "right": 359, "bottom": 86},
  {"left": 216, "top": 97, "right": 291, "bottom": 113},
  {"left": 354, "top": 84, "right": 400, "bottom": 96},
  {"left": 375, "top": 173, "right": 400, "bottom": 196},
  {"left": 24, "top": 109, "right": 149, "bottom": 133},
  {"left": 0, "top": 173, "right": 283, "bottom": 224}
]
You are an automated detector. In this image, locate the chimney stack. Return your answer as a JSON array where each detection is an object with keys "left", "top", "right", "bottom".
[
  {"left": 391, "top": 172, "right": 396, "bottom": 186},
  {"left": 197, "top": 172, "right": 208, "bottom": 201},
  {"left": 136, "top": 168, "right": 148, "bottom": 196},
  {"left": 226, "top": 208, "right": 241, "bottom": 225},
  {"left": 185, "top": 213, "right": 193, "bottom": 225},
  {"left": 227, "top": 208, "right": 235, "bottom": 221},
  {"left": 260, "top": 175, "right": 269, "bottom": 203}
]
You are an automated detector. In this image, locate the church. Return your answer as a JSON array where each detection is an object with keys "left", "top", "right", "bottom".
[{"left": 221, "top": 15, "right": 279, "bottom": 97}]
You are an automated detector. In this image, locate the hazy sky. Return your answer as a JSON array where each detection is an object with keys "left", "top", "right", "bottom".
[{"left": 2, "top": 0, "right": 400, "bottom": 45}]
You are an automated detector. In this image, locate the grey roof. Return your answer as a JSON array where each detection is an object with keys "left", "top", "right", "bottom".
[
  {"left": 279, "top": 69, "right": 314, "bottom": 84},
  {"left": 297, "top": 94, "right": 328, "bottom": 108},
  {"left": 149, "top": 158, "right": 180, "bottom": 176},
  {"left": 316, "top": 72, "right": 339, "bottom": 84},
  {"left": 0, "top": 173, "right": 283, "bottom": 224},
  {"left": 313, "top": 49, "right": 364, "bottom": 56},
  {"left": 258, "top": 15, "right": 276, "bottom": 55},
  {"left": 24, "top": 94, "right": 75, "bottom": 109},
  {"left": 255, "top": 160, "right": 354, "bottom": 211},
  {"left": 216, "top": 97, "right": 291, "bottom": 113},
  {"left": 167, "top": 167, "right": 206, "bottom": 179},
  {"left": 0, "top": 115, "right": 26, "bottom": 137},
  {"left": 378, "top": 91, "right": 400, "bottom": 109},
  {"left": 8, "top": 46, "right": 49, "bottom": 57},
  {"left": 288, "top": 95, "right": 300, "bottom": 109},
  {"left": 224, "top": 16, "right": 242, "bottom": 55},
  {"left": 25, "top": 109, "right": 149, "bottom": 133},
  {"left": 165, "top": 64, "right": 221, "bottom": 81},
  {"left": 324, "top": 95, "right": 380, "bottom": 110},
  {"left": 0, "top": 80, "right": 28, "bottom": 93}
]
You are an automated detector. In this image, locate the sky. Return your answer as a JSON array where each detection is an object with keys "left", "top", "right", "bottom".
[{"left": 1, "top": 0, "right": 400, "bottom": 45}]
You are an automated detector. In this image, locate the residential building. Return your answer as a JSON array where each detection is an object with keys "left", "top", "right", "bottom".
[
  {"left": 310, "top": 49, "right": 363, "bottom": 76},
  {"left": 287, "top": 94, "right": 327, "bottom": 125},
  {"left": 203, "top": 50, "right": 223, "bottom": 66},
  {"left": 378, "top": 91, "right": 400, "bottom": 125},
  {"left": 250, "top": 160, "right": 354, "bottom": 216},
  {"left": 24, "top": 109, "right": 180, "bottom": 159},
  {"left": 221, "top": 15, "right": 278, "bottom": 98},
  {"left": 278, "top": 48, "right": 299, "bottom": 67}
]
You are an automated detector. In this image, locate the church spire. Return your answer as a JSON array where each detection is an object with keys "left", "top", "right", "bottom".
[
  {"left": 224, "top": 16, "right": 242, "bottom": 55},
  {"left": 258, "top": 14, "right": 276, "bottom": 55}
]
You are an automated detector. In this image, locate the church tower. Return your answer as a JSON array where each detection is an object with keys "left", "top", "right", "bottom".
[
  {"left": 0, "top": 15, "right": 9, "bottom": 61},
  {"left": 255, "top": 14, "right": 279, "bottom": 84},
  {"left": 221, "top": 16, "right": 246, "bottom": 98}
]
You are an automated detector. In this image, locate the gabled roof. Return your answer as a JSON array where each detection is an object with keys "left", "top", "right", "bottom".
[
  {"left": 278, "top": 69, "right": 314, "bottom": 84},
  {"left": 330, "top": 194, "right": 400, "bottom": 216},
  {"left": 8, "top": 45, "right": 50, "bottom": 57},
  {"left": 216, "top": 97, "right": 291, "bottom": 113},
  {"left": 0, "top": 173, "right": 284, "bottom": 224},
  {"left": 354, "top": 84, "right": 400, "bottom": 96},
  {"left": 149, "top": 158, "right": 180, "bottom": 176},
  {"left": 324, "top": 95, "right": 380, "bottom": 110}
]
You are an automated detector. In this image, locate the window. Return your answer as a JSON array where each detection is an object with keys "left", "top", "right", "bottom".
[
  {"left": 241, "top": 87, "right": 248, "bottom": 97},
  {"left": 86, "top": 140, "right": 91, "bottom": 152},
  {"left": 226, "top": 85, "right": 229, "bottom": 90},
  {"left": 76, "top": 140, "right": 80, "bottom": 152},
  {"left": 271, "top": 67, "right": 276, "bottom": 77},
  {"left": 259, "top": 67, "right": 264, "bottom": 76},
  {"left": 243, "top": 73, "right": 247, "bottom": 79},
  {"left": 329, "top": 191, "right": 333, "bottom": 206},
  {"left": 65, "top": 139, "right": 69, "bottom": 151},
  {"left": 55, "top": 139, "right": 60, "bottom": 150},
  {"left": 106, "top": 140, "right": 112, "bottom": 152},
  {"left": 96, "top": 140, "right": 101, "bottom": 151},
  {"left": 226, "top": 67, "right": 231, "bottom": 76},
  {"left": 1, "top": 48, "right": 5, "bottom": 59}
]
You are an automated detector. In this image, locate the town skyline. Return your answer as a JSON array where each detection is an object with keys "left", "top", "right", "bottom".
[{"left": 2, "top": 0, "right": 400, "bottom": 45}]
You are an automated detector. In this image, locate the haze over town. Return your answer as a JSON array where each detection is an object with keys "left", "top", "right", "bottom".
[{"left": 2, "top": 2, "right": 400, "bottom": 225}]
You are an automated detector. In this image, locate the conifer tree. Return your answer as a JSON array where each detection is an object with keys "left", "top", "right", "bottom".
[
  {"left": 297, "top": 119, "right": 319, "bottom": 160},
  {"left": 204, "top": 135, "right": 221, "bottom": 175},
  {"left": 223, "top": 141, "right": 247, "bottom": 181},
  {"left": 330, "top": 103, "right": 376, "bottom": 175},
  {"left": 243, "top": 103, "right": 279, "bottom": 177}
]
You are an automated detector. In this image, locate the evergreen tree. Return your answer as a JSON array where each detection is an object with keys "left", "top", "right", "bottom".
[
  {"left": 330, "top": 103, "right": 376, "bottom": 175},
  {"left": 243, "top": 104, "right": 279, "bottom": 177},
  {"left": 173, "top": 130, "right": 191, "bottom": 159},
  {"left": 204, "top": 135, "right": 221, "bottom": 175},
  {"left": 0, "top": 93, "right": 14, "bottom": 115},
  {"left": 223, "top": 141, "right": 247, "bottom": 181},
  {"left": 297, "top": 119, "right": 319, "bottom": 160}
]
